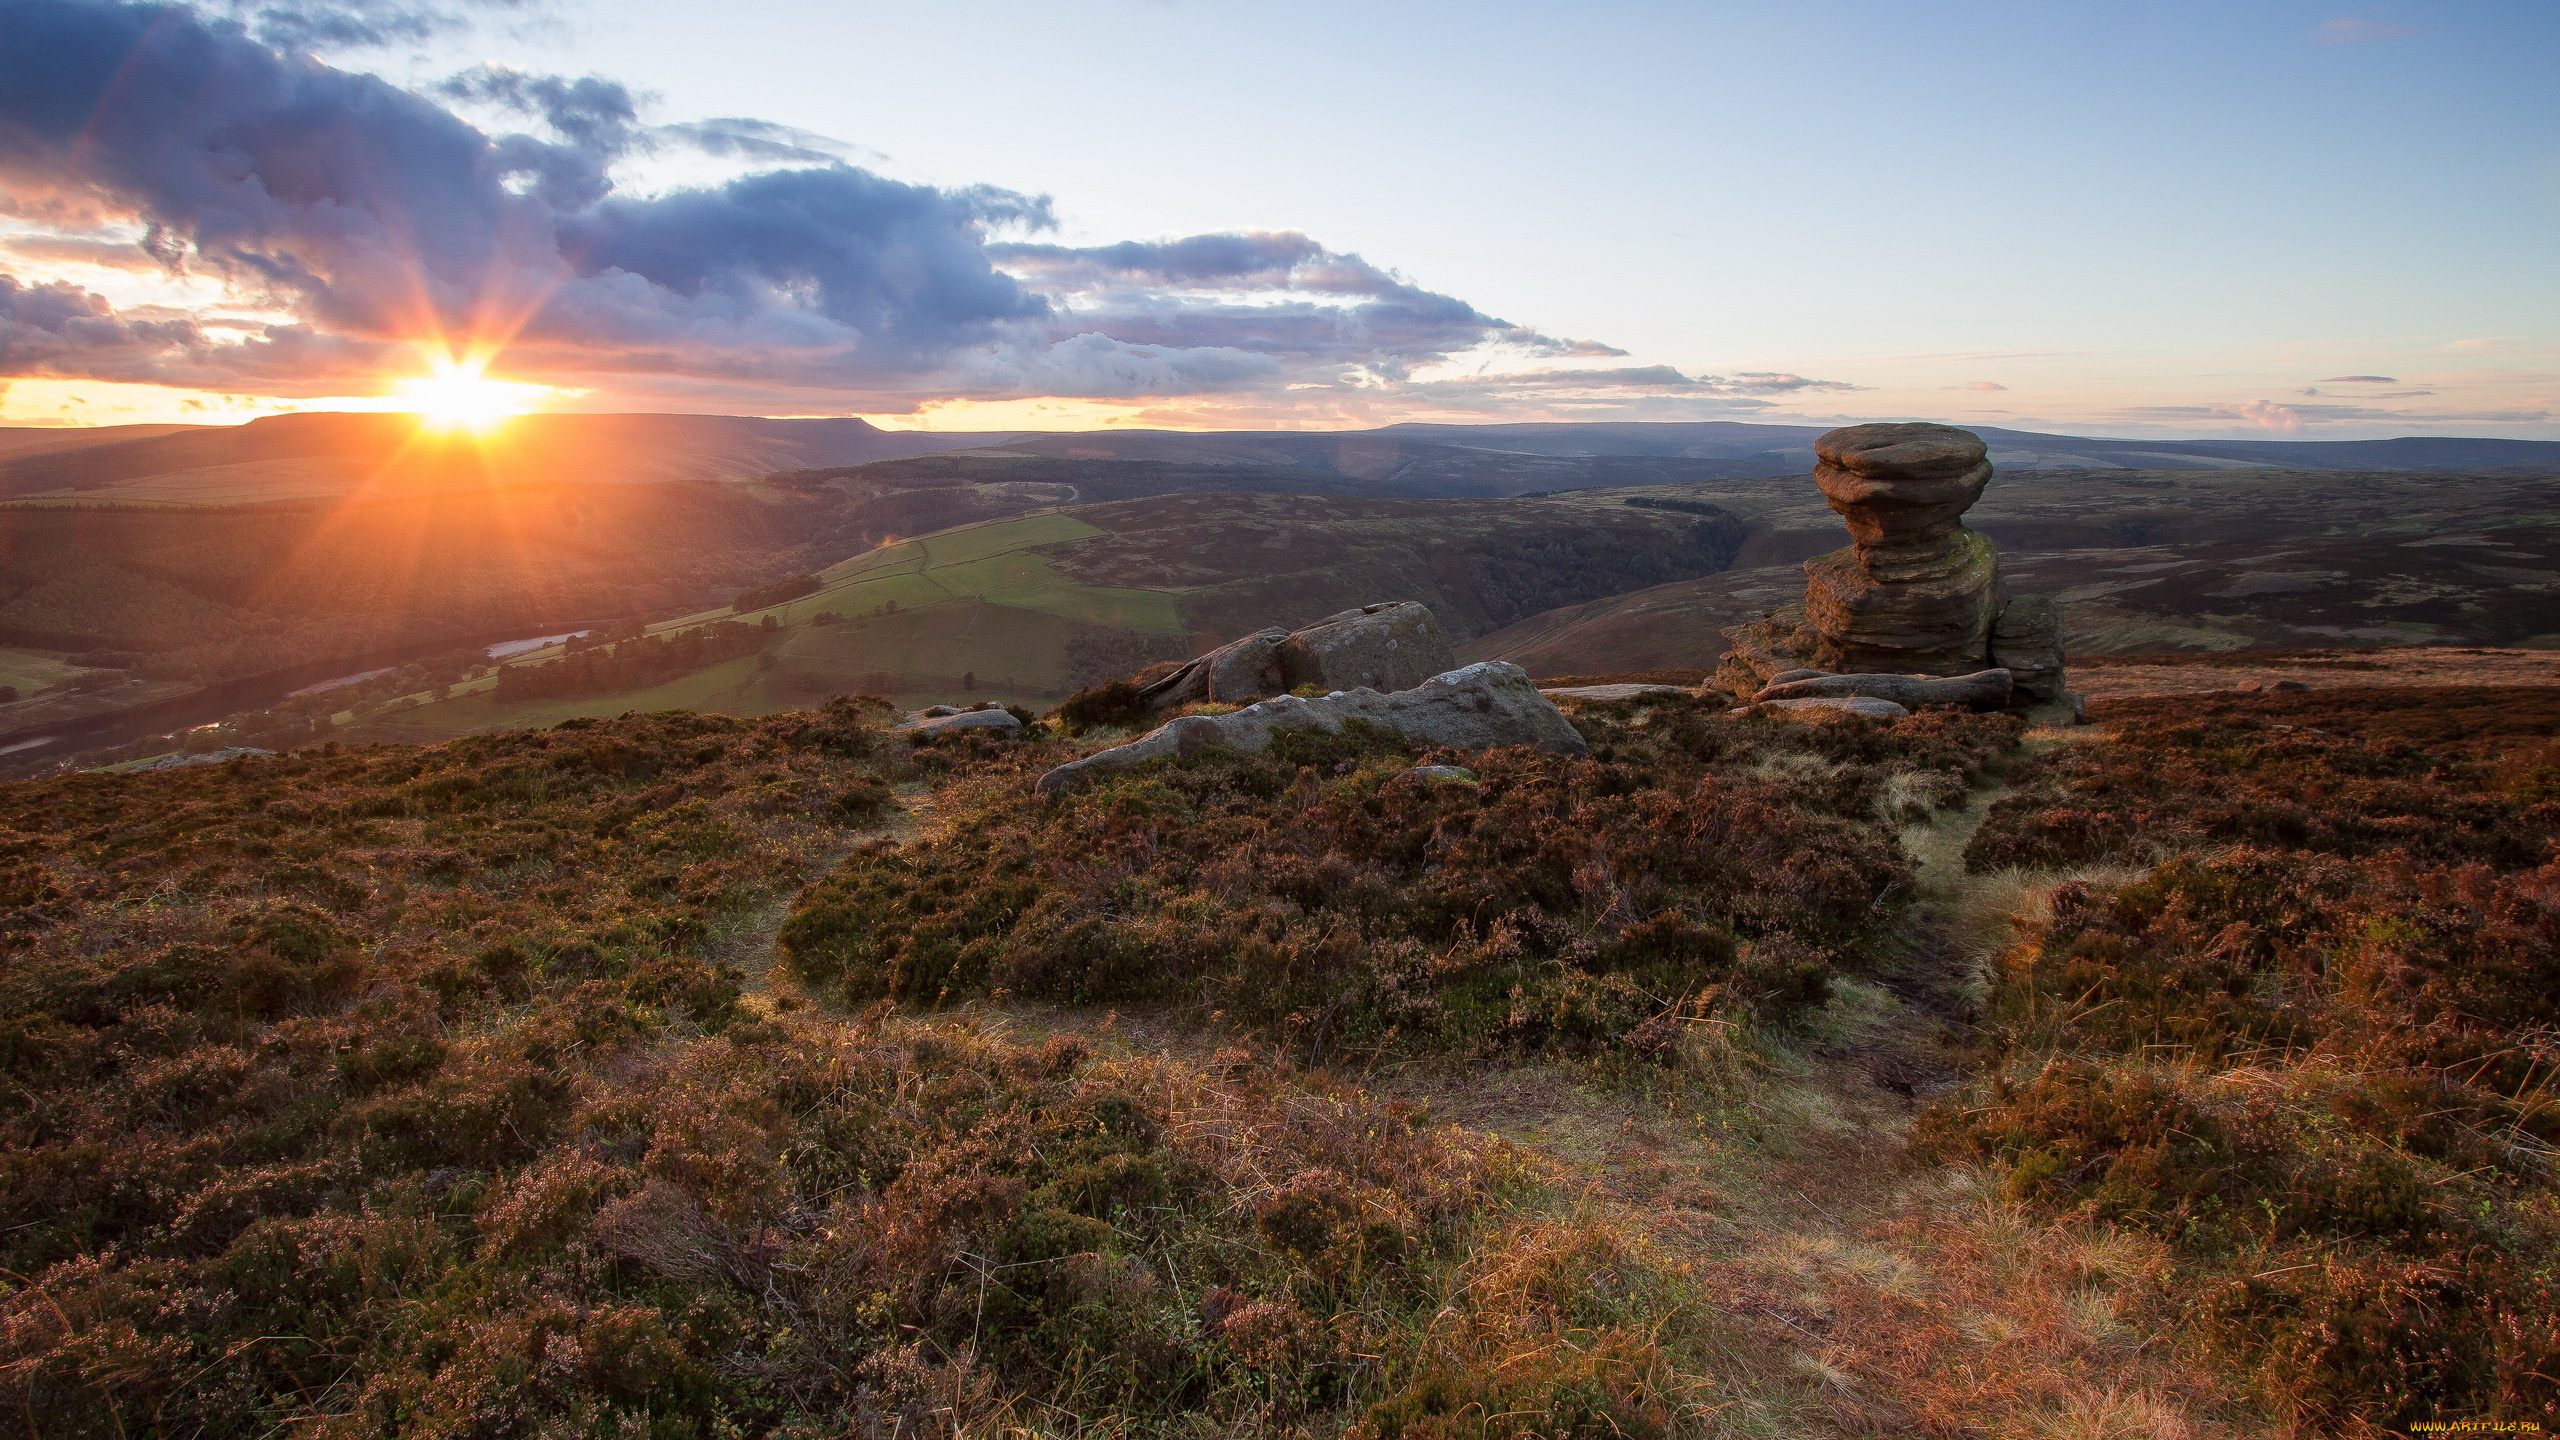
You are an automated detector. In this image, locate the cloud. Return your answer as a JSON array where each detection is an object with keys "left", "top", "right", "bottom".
[
  {"left": 1364, "top": 364, "right": 1866, "bottom": 421},
  {"left": 1944, "top": 380, "right": 2007, "bottom": 392},
  {"left": 2319, "top": 374, "right": 2399, "bottom": 383},
  {"left": 2314, "top": 13, "right": 2417, "bottom": 44},
  {"left": 2117, "top": 398, "right": 2551, "bottom": 431},
  {"left": 0, "top": 0, "right": 1634, "bottom": 412},
  {"left": 0, "top": 235, "right": 168, "bottom": 270}
]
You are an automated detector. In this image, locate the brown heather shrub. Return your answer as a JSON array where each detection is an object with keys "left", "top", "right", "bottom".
[
  {"left": 1921, "top": 688, "right": 2560, "bottom": 1429},
  {"left": 0, "top": 688, "right": 2025, "bottom": 1435},
  {"left": 781, "top": 700, "right": 2020, "bottom": 1060}
]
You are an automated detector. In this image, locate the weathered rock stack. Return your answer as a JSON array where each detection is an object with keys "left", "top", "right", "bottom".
[{"left": 1717, "top": 422, "right": 2072, "bottom": 716}]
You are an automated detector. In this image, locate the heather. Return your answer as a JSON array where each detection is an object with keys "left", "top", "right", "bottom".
[
  {"left": 0, "top": 686, "right": 2031, "bottom": 1435},
  {"left": 778, "top": 699, "right": 2019, "bottom": 1061},
  {"left": 1921, "top": 687, "right": 2560, "bottom": 1428}
]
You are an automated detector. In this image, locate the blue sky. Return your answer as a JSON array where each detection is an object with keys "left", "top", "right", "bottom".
[{"left": 2, "top": 0, "right": 2553, "bottom": 435}]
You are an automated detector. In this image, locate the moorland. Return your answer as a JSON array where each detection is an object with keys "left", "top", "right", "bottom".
[
  {"left": 0, "top": 658, "right": 2552, "bottom": 1435},
  {"left": 3, "top": 414, "right": 2555, "bottom": 777}
]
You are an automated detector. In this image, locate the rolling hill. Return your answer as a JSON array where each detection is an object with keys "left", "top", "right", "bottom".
[
  {"left": 13, "top": 411, "right": 2559, "bottom": 510},
  {"left": 1463, "top": 465, "right": 2560, "bottom": 673},
  {"left": 337, "top": 491, "right": 1753, "bottom": 746},
  {"left": 0, "top": 411, "right": 1010, "bottom": 504}
]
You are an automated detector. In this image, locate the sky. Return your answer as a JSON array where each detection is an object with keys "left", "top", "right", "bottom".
[{"left": 0, "top": 0, "right": 2553, "bottom": 436}]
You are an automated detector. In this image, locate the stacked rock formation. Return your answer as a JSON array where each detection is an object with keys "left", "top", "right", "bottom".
[{"left": 1717, "top": 422, "right": 2070, "bottom": 714}]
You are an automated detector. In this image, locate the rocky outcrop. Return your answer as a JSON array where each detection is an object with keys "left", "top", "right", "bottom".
[
  {"left": 1752, "top": 668, "right": 2013, "bottom": 712},
  {"left": 1991, "top": 594, "right": 2066, "bottom": 703},
  {"left": 1134, "top": 602, "right": 1458, "bottom": 714},
  {"left": 1037, "top": 661, "right": 1585, "bottom": 796},
  {"left": 1541, "top": 682, "right": 1691, "bottom": 702},
  {"left": 1800, "top": 423, "right": 2001, "bottom": 676},
  {"left": 896, "top": 705, "right": 1022, "bottom": 737},
  {"left": 1717, "top": 423, "right": 2076, "bottom": 717},
  {"left": 1750, "top": 696, "right": 1912, "bottom": 719}
]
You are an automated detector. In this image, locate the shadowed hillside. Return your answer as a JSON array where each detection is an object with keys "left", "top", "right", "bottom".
[{"left": 1466, "top": 466, "right": 2560, "bottom": 672}]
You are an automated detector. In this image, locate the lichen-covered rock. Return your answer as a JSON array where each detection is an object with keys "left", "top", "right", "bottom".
[
  {"left": 1743, "top": 696, "right": 1912, "bottom": 719},
  {"left": 1036, "top": 661, "right": 1585, "bottom": 795},
  {"left": 1753, "top": 667, "right": 2013, "bottom": 712},
  {"left": 1716, "top": 604, "right": 1820, "bottom": 695},
  {"left": 1276, "top": 601, "right": 1456, "bottom": 695},
  {"left": 1124, "top": 602, "right": 1457, "bottom": 716},
  {"left": 897, "top": 706, "right": 1021, "bottom": 737},
  {"left": 1540, "top": 683, "right": 1690, "bottom": 702},
  {"left": 1992, "top": 594, "right": 2067, "bottom": 703}
]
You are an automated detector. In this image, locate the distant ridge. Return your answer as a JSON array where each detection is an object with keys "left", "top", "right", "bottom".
[
  {"left": 0, "top": 412, "right": 1016, "bottom": 503},
  {"left": 4, "top": 412, "right": 2554, "bottom": 507}
]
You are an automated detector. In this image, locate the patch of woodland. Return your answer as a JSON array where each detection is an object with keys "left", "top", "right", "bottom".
[
  {"left": 1921, "top": 687, "right": 2560, "bottom": 1429},
  {"left": 492, "top": 620, "right": 775, "bottom": 702}
]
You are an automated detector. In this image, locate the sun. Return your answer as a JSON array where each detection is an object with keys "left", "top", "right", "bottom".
[{"left": 395, "top": 360, "right": 540, "bottom": 434}]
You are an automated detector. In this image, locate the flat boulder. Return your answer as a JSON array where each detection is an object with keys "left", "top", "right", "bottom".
[
  {"left": 1541, "top": 682, "right": 1692, "bottom": 702},
  {"left": 1036, "top": 661, "right": 1585, "bottom": 796},
  {"left": 897, "top": 706, "right": 1022, "bottom": 737},
  {"left": 1752, "top": 668, "right": 2012, "bottom": 712},
  {"left": 1740, "top": 696, "right": 1913, "bottom": 720}
]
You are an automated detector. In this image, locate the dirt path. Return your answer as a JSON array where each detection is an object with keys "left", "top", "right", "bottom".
[
  {"left": 723, "top": 780, "right": 940, "bottom": 1019},
  {"left": 1383, "top": 739, "right": 2276, "bottom": 1437},
  {"left": 732, "top": 742, "right": 2278, "bottom": 1435}
]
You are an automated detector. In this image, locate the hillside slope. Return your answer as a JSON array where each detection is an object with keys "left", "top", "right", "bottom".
[
  {"left": 0, "top": 412, "right": 1006, "bottom": 504},
  {"left": 8, "top": 671, "right": 2552, "bottom": 1433},
  {"left": 1466, "top": 466, "right": 2560, "bottom": 672}
]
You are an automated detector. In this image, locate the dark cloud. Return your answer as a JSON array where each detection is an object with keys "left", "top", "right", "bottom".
[
  {"left": 989, "top": 232, "right": 1623, "bottom": 379},
  {"left": 0, "top": 0, "right": 1632, "bottom": 408},
  {"left": 0, "top": 273, "right": 200, "bottom": 375}
]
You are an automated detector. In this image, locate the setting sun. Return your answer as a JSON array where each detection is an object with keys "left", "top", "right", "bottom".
[{"left": 395, "top": 360, "right": 543, "bottom": 434}]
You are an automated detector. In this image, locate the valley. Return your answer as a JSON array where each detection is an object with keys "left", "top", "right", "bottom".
[{"left": 6, "top": 414, "right": 2555, "bottom": 776}]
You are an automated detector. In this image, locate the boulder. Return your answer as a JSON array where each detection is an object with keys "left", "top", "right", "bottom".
[
  {"left": 898, "top": 707, "right": 1021, "bottom": 737},
  {"left": 1207, "top": 629, "right": 1291, "bottom": 702},
  {"left": 1276, "top": 601, "right": 1456, "bottom": 695},
  {"left": 1403, "top": 764, "right": 1480, "bottom": 784},
  {"left": 1715, "top": 604, "right": 1821, "bottom": 695},
  {"left": 1742, "top": 696, "right": 1912, "bottom": 720},
  {"left": 1991, "top": 594, "right": 2067, "bottom": 703},
  {"left": 1122, "top": 602, "right": 1457, "bottom": 716},
  {"left": 1541, "top": 682, "right": 1691, "bottom": 702},
  {"left": 1036, "top": 661, "right": 1585, "bottom": 796},
  {"left": 1753, "top": 668, "right": 2012, "bottom": 712}
]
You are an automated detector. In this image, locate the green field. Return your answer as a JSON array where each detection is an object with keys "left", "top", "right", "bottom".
[
  {"left": 655, "top": 512, "right": 1180, "bottom": 637},
  {"left": 0, "top": 646, "right": 84, "bottom": 698}
]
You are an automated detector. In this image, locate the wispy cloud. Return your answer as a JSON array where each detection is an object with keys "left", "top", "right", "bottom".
[
  {"left": 2319, "top": 374, "right": 2399, "bottom": 383},
  {"left": 2118, "top": 398, "right": 2550, "bottom": 432},
  {"left": 2314, "top": 11, "right": 2417, "bottom": 44}
]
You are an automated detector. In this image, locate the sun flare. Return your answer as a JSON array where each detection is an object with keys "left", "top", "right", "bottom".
[{"left": 396, "top": 361, "right": 542, "bottom": 434}]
